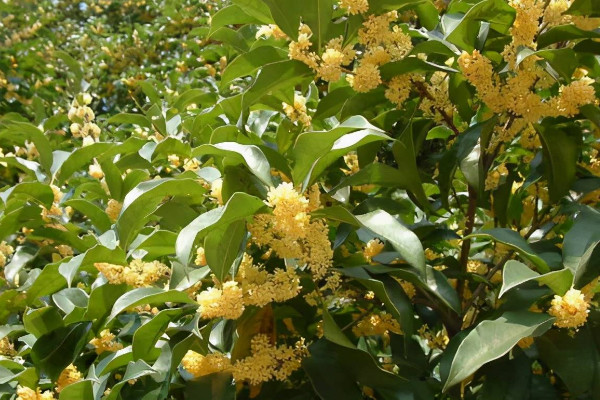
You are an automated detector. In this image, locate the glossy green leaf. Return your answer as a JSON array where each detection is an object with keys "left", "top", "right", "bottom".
[{"left": 442, "top": 311, "right": 554, "bottom": 391}]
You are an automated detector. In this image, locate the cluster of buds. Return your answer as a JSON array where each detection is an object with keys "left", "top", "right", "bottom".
[{"left": 68, "top": 93, "right": 100, "bottom": 142}]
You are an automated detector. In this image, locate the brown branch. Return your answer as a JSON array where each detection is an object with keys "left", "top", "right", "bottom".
[{"left": 413, "top": 80, "right": 460, "bottom": 136}]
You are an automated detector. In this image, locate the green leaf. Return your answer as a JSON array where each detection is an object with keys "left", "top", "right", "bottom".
[
  {"left": 537, "top": 326, "right": 600, "bottom": 396},
  {"left": 116, "top": 178, "right": 206, "bottom": 248},
  {"left": 562, "top": 207, "right": 600, "bottom": 287},
  {"left": 566, "top": 0, "right": 600, "bottom": 17},
  {"left": 132, "top": 309, "right": 185, "bottom": 360},
  {"left": 0, "top": 122, "right": 53, "bottom": 174},
  {"left": 221, "top": 47, "right": 288, "bottom": 89},
  {"left": 23, "top": 307, "right": 64, "bottom": 338},
  {"left": 204, "top": 220, "right": 247, "bottom": 282},
  {"left": 499, "top": 260, "right": 573, "bottom": 297},
  {"left": 176, "top": 192, "right": 266, "bottom": 266},
  {"left": 0, "top": 182, "right": 54, "bottom": 209},
  {"left": 468, "top": 228, "right": 550, "bottom": 273},
  {"left": 209, "top": 5, "right": 263, "bottom": 35},
  {"left": 536, "top": 122, "right": 580, "bottom": 202},
  {"left": 443, "top": 0, "right": 515, "bottom": 51},
  {"left": 292, "top": 116, "right": 389, "bottom": 187},
  {"left": 242, "top": 60, "right": 313, "bottom": 108},
  {"left": 64, "top": 199, "right": 112, "bottom": 231},
  {"left": 107, "top": 113, "right": 152, "bottom": 129},
  {"left": 442, "top": 311, "right": 554, "bottom": 391},
  {"left": 55, "top": 143, "right": 113, "bottom": 183},
  {"left": 355, "top": 209, "right": 425, "bottom": 274},
  {"left": 304, "top": 339, "right": 421, "bottom": 400},
  {"left": 537, "top": 24, "right": 600, "bottom": 48},
  {"left": 516, "top": 48, "right": 577, "bottom": 82},
  {"left": 58, "top": 380, "right": 94, "bottom": 400},
  {"left": 192, "top": 142, "right": 273, "bottom": 186},
  {"left": 231, "top": 0, "right": 273, "bottom": 23},
  {"left": 391, "top": 121, "right": 431, "bottom": 210},
  {"left": 107, "top": 288, "right": 196, "bottom": 323},
  {"left": 30, "top": 322, "right": 92, "bottom": 381},
  {"left": 103, "top": 360, "right": 156, "bottom": 400}
]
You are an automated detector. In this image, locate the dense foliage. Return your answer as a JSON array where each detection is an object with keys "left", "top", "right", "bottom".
[{"left": 1, "top": 0, "right": 600, "bottom": 398}]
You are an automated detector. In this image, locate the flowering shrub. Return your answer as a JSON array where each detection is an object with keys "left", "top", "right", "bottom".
[{"left": 1, "top": 0, "right": 600, "bottom": 399}]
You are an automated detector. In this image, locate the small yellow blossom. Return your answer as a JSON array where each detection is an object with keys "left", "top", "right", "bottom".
[
  {"left": 338, "top": 0, "right": 369, "bottom": 15},
  {"left": 363, "top": 239, "right": 384, "bottom": 262},
  {"left": 548, "top": 288, "right": 589, "bottom": 328},
  {"left": 232, "top": 334, "right": 308, "bottom": 384},
  {"left": 105, "top": 199, "right": 122, "bottom": 222},
  {"left": 210, "top": 178, "right": 223, "bottom": 205},
  {"left": 197, "top": 281, "right": 244, "bottom": 320},
  {"left": 90, "top": 329, "right": 123, "bottom": 355},
  {"left": 182, "top": 351, "right": 231, "bottom": 378},
  {"left": 56, "top": 364, "right": 81, "bottom": 392}
]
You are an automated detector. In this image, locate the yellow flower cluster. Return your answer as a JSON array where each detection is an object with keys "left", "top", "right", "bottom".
[
  {"left": 363, "top": 238, "right": 385, "bottom": 262},
  {"left": 0, "top": 241, "right": 14, "bottom": 268},
  {"left": 282, "top": 93, "right": 312, "bottom": 126},
  {"left": 88, "top": 160, "right": 104, "bottom": 179},
  {"left": 56, "top": 364, "right": 82, "bottom": 392},
  {"left": 548, "top": 288, "right": 590, "bottom": 328},
  {"left": 94, "top": 259, "right": 169, "bottom": 287},
  {"left": 255, "top": 24, "right": 287, "bottom": 40},
  {"left": 105, "top": 199, "right": 122, "bottom": 222},
  {"left": 418, "top": 324, "right": 449, "bottom": 350},
  {"left": 485, "top": 163, "right": 509, "bottom": 191},
  {"left": 507, "top": 0, "right": 544, "bottom": 49},
  {"left": 339, "top": 0, "right": 369, "bottom": 15},
  {"left": 182, "top": 351, "right": 231, "bottom": 377},
  {"left": 236, "top": 254, "right": 301, "bottom": 307},
  {"left": 289, "top": 25, "right": 355, "bottom": 82},
  {"left": 68, "top": 94, "right": 101, "bottom": 140},
  {"left": 385, "top": 74, "right": 413, "bottom": 107},
  {"left": 196, "top": 281, "right": 244, "bottom": 320},
  {"left": 182, "top": 336, "right": 308, "bottom": 385},
  {"left": 0, "top": 337, "right": 16, "bottom": 356},
  {"left": 16, "top": 387, "right": 55, "bottom": 400},
  {"left": 418, "top": 72, "right": 454, "bottom": 123},
  {"left": 231, "top": 334, "right": 308, "bottom": 385},
  {"left": 543, "top": 0, "right": 600, "bottom": 30},
  {"left": 210, "top": 178, "right": 223, "bottom": 205},
  {"left": 347, "top": 11, "right": 413, "bottom": 92},
  {"left": 352, "top": 313, "right": 401, "bottom": 337},
  {"left": 249, "top": 183, "right": 333, "bottom": 280},
  {"left": 90, "top": 329, "right": 123, "bottom": 355},
  {"left": 467, "top": 260, "right": 488, "bottom": 275},
  {"left": 194, "top": 246, "right": 207, "bottom": 266}
]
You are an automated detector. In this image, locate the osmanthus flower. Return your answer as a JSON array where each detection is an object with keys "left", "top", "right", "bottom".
[
  {"left": 363, "top": 238, "right": 385, "bottom": 263},
  {"left": 338, "top": 0, "right": 369, "bottom": 15},
  {"left": 282, "top": 93, "right": 312, "bottom": 126},
  {"left": 0, "top": 337, "right": 16, "bottom": 356},
  {"left": 90, "top": 329, "right": 123, "bottom": 355},
  {"left": 236, "top": 254, "right": 301, "bottom": 307},
  {"left": 196, "top": 280, "right": 245, "bottom": 320},
  {"left": 182, "top": 351, "right": 232, "bottom": 378},
  {"left": 548, "top": 288, "right": 590, "bottom": 329},
  {"left": 105, "top": 199, "right": 122, "bottom": 222},
  {"left": 231, "top": 334, "right": 308, "bottom": 385},
  {"left": 0, "top": 240, "right": 14, "bottom": 268},
  {"left": 16, "top": 386, "right": 55, "bottom": 400},
  {"left": 94, "top": 259, "right": 169, "bottom": 287},
  {"left": 56, "top": 364, "right": 81, "bottom": 393},
  {"left": 352, "top": 312, "right": 402, "bottom": 337}
]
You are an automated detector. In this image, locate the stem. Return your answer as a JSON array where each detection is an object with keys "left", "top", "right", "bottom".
[
  {"left": 457, "top": 185, "right": 478, "bottom": 301},
  {"left": 413, "top": 80, "right": 460, "bottom": 136}
]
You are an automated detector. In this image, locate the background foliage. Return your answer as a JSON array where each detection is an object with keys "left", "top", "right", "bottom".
[{"left": 1, "top": 0, "right": 600, "bottom": 399}]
